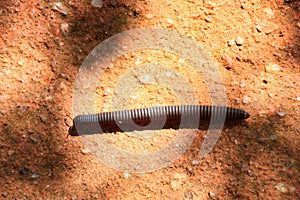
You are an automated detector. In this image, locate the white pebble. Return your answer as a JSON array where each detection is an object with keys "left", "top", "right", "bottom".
[
  {"left": 51, "top": 2, "right": 68, "bottom": 15},
  {"left": 60, "top": 23, "right": 69, "bottom": 36},
  {"left": 170, "top": 180, "right": 182, "bottom": 190},
  {"left": 265, "top": 63, "right": 281, "bottom": 73},
  {"left": 296, "top": 97, "right": 300, "bottom": 101},
  {"left": 31, "top": 172, "right": 39, "bottom": 179},
  {"left": 277, "top": 112, "right": 286, "bottom": 117},
  {"left": 242, "top": 95, "right": 251, "bottom": 104},
  {"left": 275, "top": 182, "right": 288, "bottom": 193},
  {"left": 81, "top": 148, "right": 91, "bottom": 154},
  {"left": 173, "top": 173, "right": 187, "bottom": 180},
  {"left": 123, "top": 172, "right": 131, "bottom": 179},
  {"left": 236, "top": 36, "right": 244, "bottom": 46},
  {"left": 191, "top": 160, "right": 199, "bottom": 165},
  {"left": 209, "top": 191, "right": 218, "bottom": 200},
  {"left": 130, "top": 95, "right": 137, "bottom": 100},
  {"left": 103, "top": 89, "right": 111, "bottom": 96},
  {"left": 240, "top": 80, "right": 246, "bottom": 88},
  {"left": 145, "top": 14, "right": 153, "bottom": 19},
  {"left": 17, "top": 60, "right": 24, "bottom": 66},
  {"left": 192, "top": 13, "right": 199, "bottom": 19},
  {"left": 138, "top": 75, "right": 152, "bottom": 84},
  {"left": 205, "top": 16, "right": 212, "bottom": 22},
  {"left": 227, "top": 40, "right": 235, "bottom": 47},
  {"left": 91, "top": 0, "right": 103, "bottom": 8},
  {"left": 174, "top": 56, "right": 183, "bottom": 64},
  {"left": 166, "top": 19, "right": 174, "bottom": 27},
  {"left": 263, "top": 8, "right": 275, "bottom": 19}
]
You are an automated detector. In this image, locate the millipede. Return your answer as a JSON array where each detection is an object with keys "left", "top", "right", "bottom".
[{"left": 69, "top": 105, "right": 250, "bottom": 136}]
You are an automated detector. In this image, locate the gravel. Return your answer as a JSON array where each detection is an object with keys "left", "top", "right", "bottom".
[{"left": 91, "top": 0, "right": 103, "bottom": 8}]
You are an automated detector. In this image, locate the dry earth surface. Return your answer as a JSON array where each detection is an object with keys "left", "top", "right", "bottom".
[{"left": 0, "top": 0, "right": 300, "bottom": 199}]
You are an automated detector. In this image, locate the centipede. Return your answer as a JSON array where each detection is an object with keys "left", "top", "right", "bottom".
[{"left": 69, "top": 105, "right": 250, "bottom": 136}]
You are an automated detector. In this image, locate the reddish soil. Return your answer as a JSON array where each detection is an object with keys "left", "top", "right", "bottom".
[{"left": 0, "top": 0, "right": 299, "bottom": 199}]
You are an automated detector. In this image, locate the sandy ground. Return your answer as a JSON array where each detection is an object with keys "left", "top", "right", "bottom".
[{"left": 0, "top": 0, "right": 299, "bottom": 199}]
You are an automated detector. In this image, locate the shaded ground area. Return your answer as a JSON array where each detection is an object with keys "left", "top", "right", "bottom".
[{"left": 0, "top": 0, "right": 299, "bottom": 199}]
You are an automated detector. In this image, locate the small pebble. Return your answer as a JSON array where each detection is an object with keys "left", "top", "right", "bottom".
[
  {"left": 31, "top": 172, "right": 39, "bottom": 179},
  {"left": 173, "top": 173, "right": 187, "bottom": 180},
  {"left": 192, "top": 13, "right": 200, "bottom": 19},
  {"left": 223, "top": 55, "right": 234, "bottom": 67},
  {"left": 256, "top": 25, "right": 262, "bottom": 32},
  {"left": 296, "top": 96, "right": 300, "bottom": 101},
  {"left": 103, "top": 89, "right": 111, "bottom": 96},
  {"left": 184, "top": 191, "right": 193, "bottom": 199},
  {"left": 170, "top": 180, "right": 182, "bottom": 190},
  {"left": 270, "top": 134, "right": 278, "bottom": 141},
  {"left": 205, "top": 16, "right": 212, "bottom": 22},
  {"left": 227, "top": 40, "right": 235, "bottom": 47},
  {"left": 263, "top": 8, "right": 275, "bottom": 18},
  {"left": 204, "top": 1, "right": 216, "bottom": 9},
  {"left": 81, "top": 148, "right": 91, "bottom": 154},
  {"left": 40, "top": 115, "right": 47, "bottom": 123},
  {"left": 247, "top": 169, "right": 254, "bottom": 176},
  {"left": 236, "top": 56, "right": 242, "bottom": 62},
  {"left": 209, "top": 191, "right": 218, "bottom": 200},
  {"left": 71, "top": 195, "right": 77, "bottom": 200},
  {"left": 7, "top": 150, "right": 15, "bottom": 156},
  {"left": 296, "top": 22, "right": 300, "bottom": 29},
  {"left": 265, "top": 63, "right": 281, "bottom": 73},
  {"left": 242, "top": 95, "right": 251, "bottom": 104},
  {"left": 236, "top": 36, "right": 244, "bottom": 46},
  {"left": 258, "top": 110, "right": 269, "bottom": 117},
  {"left": 275, "top": 182, "right": 288, "bottom": 193},
  {"left": 60, "top": 23, "right": 69, "bottom": 36},
  {"left": 240, "top": 80, "right": 246, "bottom": 88},
  {"left": 145, "top": 14, "right": 153, "bottom": 19},
  {"left": 30, "top": 136, "right": 38, "bottom": 143},
  {"left": 166, "top": 19, "right": 174, "bottom": 27},
  {"left": 277, "top": 112, "right": 286, "bottom": 117},
  {"left": 178, "top": 58, "right": 185, "bottom": 64},
  {"left": 234, "top": 139, "right": 238, "bottom": 145},
  {"left": 289, "top": 187, "right": 296, "bottom": 194},
  {"left": 91, "top": 0, "right": 103, "bottom": 8},
  {"left": 191, "top": 160, "right": 199, "bottom": 165},
  {"left": 17, "top": 60, "right": 24, "bottom": 66},
  {"left": 130, "top": 95, "right": 137, "bottom": 100},
  {"left": 51, "top": 2, "right": 68, "bottom": 15},
  {"left": 123, "top": 172, "right": 131, "bottom": 179},
  {"left": 138, "top": 74, "right": 153, "bottom": 84}
]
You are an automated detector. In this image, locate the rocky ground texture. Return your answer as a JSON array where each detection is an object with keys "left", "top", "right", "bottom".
[{"left": 0, "top": 0, "right": 299, "bottom": 199}]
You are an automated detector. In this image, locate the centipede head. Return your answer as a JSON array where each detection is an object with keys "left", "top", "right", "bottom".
[{"left": 67, "top": 126, "right": 79, "bottom": 136}]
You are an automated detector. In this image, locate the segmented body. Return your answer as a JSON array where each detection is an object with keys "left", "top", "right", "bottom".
[{"left": 70, "top": 105, "right": 249, "bottom": 135}]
